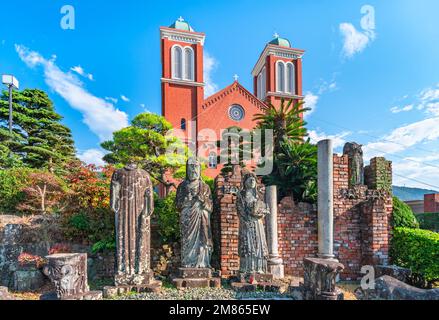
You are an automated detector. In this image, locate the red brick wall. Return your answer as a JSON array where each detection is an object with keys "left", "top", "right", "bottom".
[
  {"left": 278, "top": 198, "right": 318, "bottom": 276},
  {"left": 212, "top": 169, "right": 241, "bottom": 278},
  {"left": 213, "top": 154, "right": 393, "bottom": 280}
]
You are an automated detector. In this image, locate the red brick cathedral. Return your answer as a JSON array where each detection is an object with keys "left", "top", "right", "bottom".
[{"left": 160, "top": 18, "right": 305, "bottom": 177}]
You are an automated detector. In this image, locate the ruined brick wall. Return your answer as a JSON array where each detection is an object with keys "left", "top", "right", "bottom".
[
  {"left": 212, "top": 168, "right": 241, "bottom": 278},
  {"left": 334, "top": 154, "right": 393, "bottom": 280},
  {"left": 364, "top": 157, "right": 393, "bottom": 192},
  {"left": 277, "top": 198, "right": 318, "bottom": 276},
  {"left": 208, "top": 153, "right": 393, "bottom": 281}
]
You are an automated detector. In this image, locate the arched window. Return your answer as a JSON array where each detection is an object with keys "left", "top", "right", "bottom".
[
  {"left": 286, "top": 62, "right": 295, "bottom": 94},
  {"left": 172, "top": 46, "right": 183, "bottom": 79},
  {"left": 184, "top": 47, "right": 194, "bottom": 80},
  {"left": 261, "top": 67, "right": 266, "bottom": 99},
  {"left": 181, "top": 118, "right": 186, "bottom": 131},
  {"left": 208, "top": 152, "right": 217, "bottom": 169},
  {"left": 276, "top": 61, "right": 285, "bottom": 93}
]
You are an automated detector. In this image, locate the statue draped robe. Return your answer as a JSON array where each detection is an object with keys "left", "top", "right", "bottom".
[
  {"left": 237, "top": 190, "right": 269, "bottom": 274},
  {"left": 176, "top": 180, "right": 213, "bottom": 268},
  {"left": 110, "top": 167, "right": 153, "bottom": 285}
]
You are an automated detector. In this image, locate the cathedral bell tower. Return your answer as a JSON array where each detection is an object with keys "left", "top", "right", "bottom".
[
  {"left": 160, "top": 17, "right": 205, "bottom": 143},
  {"left": 252, "top": 34, "right": 305, "bottom": 112}
]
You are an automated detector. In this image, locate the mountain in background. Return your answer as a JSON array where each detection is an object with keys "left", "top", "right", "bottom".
[{"left": 393, "top": 186, "right": 438, "bottom": 201}]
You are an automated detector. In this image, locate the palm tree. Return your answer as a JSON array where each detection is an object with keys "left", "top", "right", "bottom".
[{"left": 253, "top": 99, "right": 310, "bottom": 154}]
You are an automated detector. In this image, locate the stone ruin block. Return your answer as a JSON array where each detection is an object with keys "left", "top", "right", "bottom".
[
  {"left": 43, "top": 253, "right": 102, "bottom": 300},
  {"left": 171, "top": 268, "right": 221, "bottom": 289},
  {"left": 302, "top": 257, "right": 344, "bottom": 300},
  {"left": 364, "top": 157, "right": 392, "bottom": 192}
]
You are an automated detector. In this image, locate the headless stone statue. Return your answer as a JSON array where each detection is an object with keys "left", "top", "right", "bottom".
[
  {"left": 343, "top": 142, "right": 364, "bottom": 187},
  {"left": 110, "top": 163, "right": 154, "bottom": 286},
  {"left": 176, "top": 157, "right": 213, "bottom": 268},
  {"left": 236, "top": 171, "right": 269, "bottom": 274}
]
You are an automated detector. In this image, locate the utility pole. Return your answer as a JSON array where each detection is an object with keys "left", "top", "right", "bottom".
[{"left": 2, "top": 75, "right": 19, "bottom": 135}]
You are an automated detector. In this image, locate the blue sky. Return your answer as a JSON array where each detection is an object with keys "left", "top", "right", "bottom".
[{"left": 1, "top": 0, "right": 439, "bottom": 189}]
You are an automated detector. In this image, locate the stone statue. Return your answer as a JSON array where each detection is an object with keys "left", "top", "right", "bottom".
[
  {"left": 236, "top": 171, "right": 269, "bottom": 274},
  {"left": 110, "top": 163, "right": 154, "bottom": 286},
  {"left": 343, "top": 142, "right": 364, "bottom": 187},
  {"left": 176, "top": 157, "right": 213, "bottom": 268}
]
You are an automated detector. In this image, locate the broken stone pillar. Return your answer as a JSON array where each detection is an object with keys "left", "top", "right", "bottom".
[
  {"left": 44, "top": 253, "right": 102, "bottom": 300},
  {"left": 317, "top": 139, "right": 334, "bottom": 259},
  {"left": 303, "top": 257, "right": 344, "bottom": 300},
  {"left": 265, "top": 185, "right": 284, "bottom": 279}
]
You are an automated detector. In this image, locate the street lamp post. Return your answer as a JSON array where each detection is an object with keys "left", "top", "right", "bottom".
[{"left": 2, "top": 75, "right": 19, "bottom": 135}]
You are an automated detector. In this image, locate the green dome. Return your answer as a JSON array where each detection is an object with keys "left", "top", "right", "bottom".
[
  {"left": 169, "top": 17, "right": 194, "bottom": 32},
  {"left": 269, "top": 34, "right": 291, "bottom": 47}
]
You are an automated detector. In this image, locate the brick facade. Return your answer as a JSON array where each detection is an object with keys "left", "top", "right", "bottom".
[{"left": 424, "top": 193, "right": 439, "bottom": 213}]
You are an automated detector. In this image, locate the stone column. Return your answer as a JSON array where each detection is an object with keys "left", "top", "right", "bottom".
[
  {"left": 44, "top": 253, "right": 102, "bottom": 300},
  {"left": 317, "top": 139, "right": 335, "bottom": 259},
  {"left": 265, "top": 185, "right": 284, "bottom": 279}
]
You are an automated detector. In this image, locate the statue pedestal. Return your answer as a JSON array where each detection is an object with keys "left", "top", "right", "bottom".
[
  {"left": 231, "top": 272, "right": 281, "bottom": 292},
  {"left": 268, "top": 256, "right": 284, "bottom": 279},
  {"left": 43, "top": 253, "right": 102, "bottom": 300},
  {"left": 103, "top": 270, "right": 162, "bottom": 298},
  {"left": 172, "top": 268, "right": 221, "bottom": 289}
]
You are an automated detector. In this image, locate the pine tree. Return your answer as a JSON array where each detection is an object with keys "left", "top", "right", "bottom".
[{"left": 0, "top": 89, "right": 76, "bottom": 170}]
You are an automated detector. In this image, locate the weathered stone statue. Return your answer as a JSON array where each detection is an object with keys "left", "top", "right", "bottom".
[
  {"left": 343, "top": 142, "right": 364, "bottom": 187},
  {"left": 236, "top": 171, "right": 269, "bottom": 274},
  {"left": 110, "top": 163, "right": 154, "bottom": 286},
  {"left": 176, "top": 157, "right": 213, "bottom": 268}
]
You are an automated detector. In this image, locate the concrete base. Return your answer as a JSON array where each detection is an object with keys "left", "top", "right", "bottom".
[
  {"left": 172, "top": 268, "right": 221, "bottom": 289},
  {"left": 41, "top": 290, "right": 103, "bottom": 300},
  {"left": 268, "top": 263, "right": 284, "bottom": 279},
  {"left": 230, "top": 282, "right": 281, "bottom": 293},
  {"left": 114, "top": 270, "right": 155, "bottom": 286},
  {"left": 231, "top": 273, "right": 279, "bottom": 292},
  {"left": 103, "top": 281, "right": 162, "bottom": 298}
]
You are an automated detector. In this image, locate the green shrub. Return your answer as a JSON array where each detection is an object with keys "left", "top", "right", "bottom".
[
  {"left": 0, "top": 167, "right": 34, "bottom": 214},
  {"left": 154, "top": 192, "right": 179, "bottom": 242},
  {"left": 91, "top": 237, "right": 116, "bottom": 254},
  {"left": 390, "top": 227, "right": 439, "bottom": 285},
  {"left": 392, "top": 196, "right": 419, "bottom": 229},
  {"left": 416, "top": 213, "right": 439, "bottom": 232}
]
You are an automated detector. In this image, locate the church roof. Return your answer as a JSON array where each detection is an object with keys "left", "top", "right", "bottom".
[
  {"left": 202, "top": 81, "right": 268, "bottom": 111},
  {"left": 169, "top": 17, "right": 194, "bottom": 32},
  {"left": 269, "top": 34, "right": 291, "bottom": 48}
]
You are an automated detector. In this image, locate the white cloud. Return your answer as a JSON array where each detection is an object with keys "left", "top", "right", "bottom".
[
  {"left": 77, "top": 149, "right": 106, "bottom": 167},
  {"left": 418, "top": 83, "right": 439, "bottom": 116},
  {"left": 363, "top": 117, "right": 439, "bottom": 159},
  {"left": 392, "top": 157, "right": 439, "bottom": 190},
  {"left": 105, "top": 96, "right": 118, "bottom": 104},
  {"left": 120, "top": 95, "right": 130, "bottom": 102},
  {"left": 390, "top": 104, "right": 414, "bottom": 113},
  {"left": 71, "top": 65, "right": 94, "bottom": 81},
  {"left": 364, "top": 83, "right": 439, "bottom": 159},
  {"left": 304, "top": 92, "right": 319, "bottom": 119},
  {"left": 204, "top": 51, "right": 219, "bottom": 97},
  {"left": 339, "top": 22, "right": 375, "bottom": 58},
  {"left": 16, "top": 44, "right": 129, "bottom": 141},
  {"left": 308, "top": 130, "right": 351, "bottom": 149}
]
